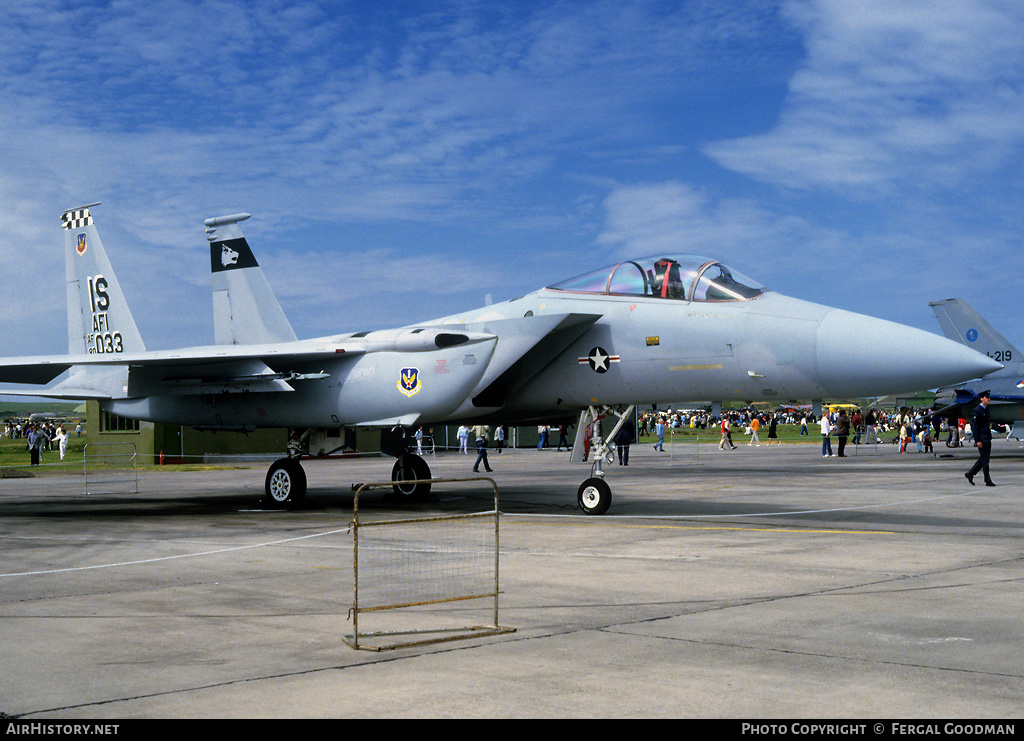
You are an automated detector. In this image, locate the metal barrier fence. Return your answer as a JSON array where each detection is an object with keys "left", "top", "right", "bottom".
[
  {"left": 83, "top": 442, "right": 139, "bottom": 494},
  {"left": 851, "top": 425, "right": 881, "bottom": 456},
  {"left": 345, "top": 477, "right": 515, "bottom": 651},
  {"left": 667, "top": 431, "right": 700, "bottom": 467}
]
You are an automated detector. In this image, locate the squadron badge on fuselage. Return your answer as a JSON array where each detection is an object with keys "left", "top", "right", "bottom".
[{"left": 398, "top": 367, "right": 422, "bottom": 397}]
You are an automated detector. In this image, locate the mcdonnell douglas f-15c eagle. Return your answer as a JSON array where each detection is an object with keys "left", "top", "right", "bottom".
[{"left": 0, "top": 205, "right": 1001, "bottom": 514}]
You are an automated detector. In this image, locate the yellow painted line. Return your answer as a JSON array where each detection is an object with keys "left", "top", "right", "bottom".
[
  {"left": 668, "top": 363, "right": 724, "bottom": 371},
  {"left": 503, "top": 519, "right": 894, "bottom": 535}
]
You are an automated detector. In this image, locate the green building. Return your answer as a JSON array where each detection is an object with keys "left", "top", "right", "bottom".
[{"left": 87, "top": 400, "right": 289, "bottom": 464}]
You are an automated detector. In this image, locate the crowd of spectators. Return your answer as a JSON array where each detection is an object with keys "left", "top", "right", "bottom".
[
  {"left": 635, "top": 405, "right": 990, "bottom": 454},
  {"left": 3, "top": 420, "right": 80, "bottom": 463}
]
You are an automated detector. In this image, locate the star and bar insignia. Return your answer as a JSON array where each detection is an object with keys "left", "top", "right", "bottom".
[{"left": 578, "top": 346, "right": 620, "bottom": 373}]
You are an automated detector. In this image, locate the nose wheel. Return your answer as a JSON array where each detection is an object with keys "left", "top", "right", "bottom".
[{"left": 577, "top": 477, "right": 611, "bottom": 515}]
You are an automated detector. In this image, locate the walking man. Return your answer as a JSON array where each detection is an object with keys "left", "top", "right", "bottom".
[
  {"left": 653, "top": 417, "right": 665, "bottom": 451},
  {"left": 748, "top": 415, "right": 761, "bottom": 446},
  {"left": 26, "top": 424, "right": 46, "bottom": 466},
  {"left": 965, "top": 390, "right": 995, "bottom": 486},
  {"left": 472, "top": 424, "right": 493, "bottom": 473},
  {"left": 615, "top": 417, "right": 635, "bottom": 465}
]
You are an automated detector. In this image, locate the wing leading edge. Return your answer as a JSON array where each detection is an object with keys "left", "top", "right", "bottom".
[{"left": 0, "top": 343, "right": 367, "bottom": 396}]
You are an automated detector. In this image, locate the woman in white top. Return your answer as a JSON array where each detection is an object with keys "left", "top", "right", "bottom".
[{"left": 820, "top": 415, "right": 833, "bottom": 457}]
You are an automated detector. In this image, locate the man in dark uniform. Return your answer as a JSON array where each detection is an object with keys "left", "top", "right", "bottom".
[
  {"left": 615, "top": 416, "right": 635, "bottom": 465},
  {"left": 965, "top": 390, "right": 995, "bottom": 486}
]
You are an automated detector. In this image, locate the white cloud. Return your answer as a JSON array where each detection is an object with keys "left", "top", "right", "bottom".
[
  {"left": 3, "top": 0, "right": 1021, "bottom": 359},
  {"left": 594, "top": 178, "right": 1024, "bottom": 342},
  {"left": 596, "top": 181, "right": 847, "bottom": 277},
  {"left": 705, "top": 0, "right": 1024, "bottom": 194}
]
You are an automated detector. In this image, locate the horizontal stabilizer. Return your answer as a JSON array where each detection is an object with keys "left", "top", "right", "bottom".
[
  {"left": 0, "top": 362, "right": 68, "bottom": 385},
  {"left": 954, "top": 388, "right": 979, "bottom": 406}
]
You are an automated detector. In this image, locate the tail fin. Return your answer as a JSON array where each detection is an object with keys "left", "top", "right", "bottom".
[
  {"left": 63, "top": 204, "right": 146, "bottom": 356},
  {"left": 929, "top": 298, "right": 1017, "bottom": 363},
  {"left": 205, "top": 214, "right": 297, "bottom": 345}
]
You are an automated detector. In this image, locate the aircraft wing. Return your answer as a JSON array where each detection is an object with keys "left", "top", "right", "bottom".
[
  {"left": 0, "top": 342, "right": 368, "bottom": 391},
  {"left": 949, "top": 388, "right": 1024, "bottom": 405},
  {"left": 928, "top": 388, "right": 976, "bottom": 420},
  {"left": 929, "top": 387, "right": 1024, "bottom": 422},
  {"left": 989, "top": 392, "right": 1024, "bottom": 402}
]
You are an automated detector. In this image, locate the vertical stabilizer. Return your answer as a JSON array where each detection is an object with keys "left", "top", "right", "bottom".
[
  {"left": 63, "top": 204, "right": 146, "bottom": 356},
  {"left": 929, "top": 298, "right": 1018, "bottom": 361},
  {"left": 205, "top": 214, "right": 297, "bottom": 345}
]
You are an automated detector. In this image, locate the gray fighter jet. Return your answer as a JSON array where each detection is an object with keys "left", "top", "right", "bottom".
[
  {"left": 0, "top": 205, "right": 1001, "bottom": 514},
  {"left": 929, "top": 298, "right": 1024, "bottom": 437}
]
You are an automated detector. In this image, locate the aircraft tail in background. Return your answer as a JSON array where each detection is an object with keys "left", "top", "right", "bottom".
[{"left": 929, "top": 298, "right": 1017, "bottom": 364}]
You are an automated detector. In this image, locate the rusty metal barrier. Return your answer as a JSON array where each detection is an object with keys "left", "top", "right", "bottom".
[{"left": 344, "top": 476, "right": 515, "bottom": 651}]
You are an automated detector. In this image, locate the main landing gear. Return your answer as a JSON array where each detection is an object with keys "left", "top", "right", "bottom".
[
  {"left": 263, "top": 429, "right": 311, "bottom": 509},
  {"left": 390, "top": 452, "right": 433, "bottom": 500},
  {"left": 381, "top": 425, "right": 434, "bottom": 501},
  {"left": 265, "top": 457, "right": 307, "bottom": 509},
  {"left": 263, "top": 426, "right": 435, "bottom": 509}
]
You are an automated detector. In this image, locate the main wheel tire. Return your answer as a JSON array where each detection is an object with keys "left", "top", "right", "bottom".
[
  {"left": 577, "top": 477, "right": 611, "bottom": 515},
  {"left": 391, "top": 454, "right": 432, "bottom": 500},
  {"left": 265, "top": 458, "right": 307, "bottom": 509}
]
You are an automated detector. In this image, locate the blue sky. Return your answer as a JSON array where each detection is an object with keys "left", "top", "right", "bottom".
[{"left": 2, "top": 0, "right": 1023, "bottom": 356}]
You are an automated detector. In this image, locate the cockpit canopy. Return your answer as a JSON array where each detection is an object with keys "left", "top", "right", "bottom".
[{"left": 547, "top": 255, "right": 765, "bottom": 302}]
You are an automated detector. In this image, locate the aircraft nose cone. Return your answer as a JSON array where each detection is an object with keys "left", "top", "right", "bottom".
[{"left": 815, "top": 309, "right": 1002, "bottom": 397}]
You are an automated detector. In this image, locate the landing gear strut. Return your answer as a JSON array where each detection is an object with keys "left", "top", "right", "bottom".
[
  {"left": 574, "top": 404, "right": 635, "bottom": 515},
  {"left": 380, "top": 425, "right": 434, "bottom": 501}
]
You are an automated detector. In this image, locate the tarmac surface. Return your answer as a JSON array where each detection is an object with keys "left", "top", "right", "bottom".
[{"left": 1, "top": 435, "right": 1022, "bottom": 718}]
